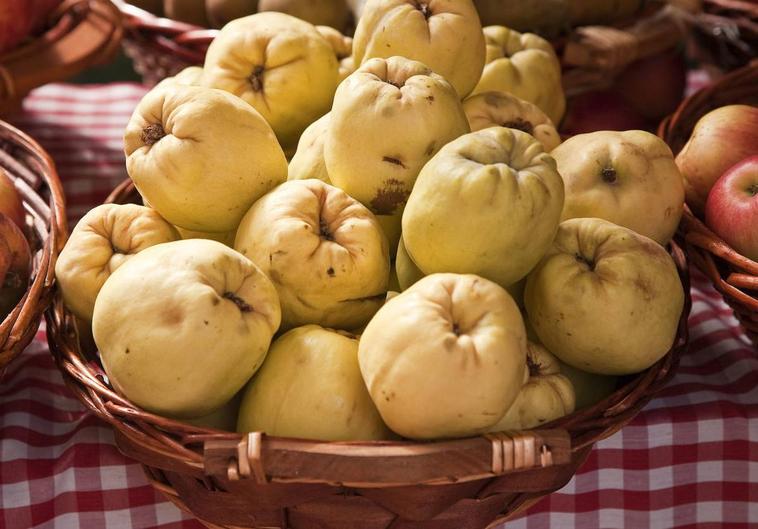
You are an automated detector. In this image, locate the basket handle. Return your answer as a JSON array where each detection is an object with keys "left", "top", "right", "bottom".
[
  {"left": 203, "top": 429, "right": 572, "bottom": 487},
  {"left": 0, "top": 0, "right": 123, "bottom": 113}
]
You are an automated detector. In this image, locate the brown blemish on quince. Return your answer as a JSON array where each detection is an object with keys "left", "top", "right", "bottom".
[{"left": 370, "top": 178, "right": 410, "bottom": 215}]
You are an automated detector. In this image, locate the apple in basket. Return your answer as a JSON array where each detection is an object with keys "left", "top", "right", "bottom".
[
  {"left": 676, "top": 104, "right": 758, "bottom": 214},
  {"left": 0, "top": 213, "right": 32, "bottom": 319},
  {"left": 705, "top": 156, "right": 758, "bottom": 262},
  {"left": 0, "top": 168, "right": 25, "bottom": 230},
  {"left": 0, "top": 0, "right": 63, "bottom": 55}
]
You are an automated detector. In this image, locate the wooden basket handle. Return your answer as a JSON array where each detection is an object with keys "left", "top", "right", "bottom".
[
  {"left": 203, "top": 429, "right": 573, "bottom": 488},
  {"left": 0, "top": 0, "right": 123, "bottom": 112}
]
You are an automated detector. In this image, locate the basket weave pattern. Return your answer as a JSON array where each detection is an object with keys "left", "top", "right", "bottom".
[
  {"left": 0, "top": 121, "right": 67, "bottom": 377},
  {"left": 45, "top": 180, "right": 691, "bottom": 529},
  {"left": 658, "top": 63, "right": 758, "bottom": 345},
  {"left": 114, "top": 0, "right": 694, "bottom": 93}
]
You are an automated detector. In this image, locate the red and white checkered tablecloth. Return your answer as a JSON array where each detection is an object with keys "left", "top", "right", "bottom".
[{"left": 1, "top": 83, "right": 757, "bottom": 529}]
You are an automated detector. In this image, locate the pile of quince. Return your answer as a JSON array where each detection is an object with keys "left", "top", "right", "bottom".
[{"left": 56, "top": 0, "right": 685, "bottom": 441}]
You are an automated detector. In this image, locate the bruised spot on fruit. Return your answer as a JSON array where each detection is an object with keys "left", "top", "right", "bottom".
[
  {"left": 370, "top": 178, "right": 410, "bottom": 215},
  {"left": 426, "top": 95, "right": 435, "bottom": 103},
  {"left": 484, "top": 93, "right": 503, "bottom": 107},
  {"left": 601, "top": 167, "right": 618, "bottom": 184},
  {"left": 162, "top": 307, "right": 184, "bottom": 325},
  {"left": 223, "top": 291, "right": 254, "bottom": 312},
  {"left": 502, "top": 118, "right": 534, "bottom": 136},
  {"left": 382, "top": 156, "right": 406, "bottom": 169},
  {"left": 633, "top": 277, "right": 654, "bottom": 302},
  {"left": 141, "top": 124, "right": 165, "bottom": 146},
  {"left": 249, "top": 65, "right": 265, "bottom": 92},
  {"left": 124, "top": 347, "right": 130, "bottom": 355},
  {"left": 327, "top": 267, "right": 336, "bottom": 277}
]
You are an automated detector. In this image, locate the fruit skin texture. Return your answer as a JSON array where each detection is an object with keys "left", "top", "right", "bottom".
[
  {"left": 0, "top": 168, "right": 25, "bottom": 231},
  {"left": 359, "top": 273, "right": 526, "bottom": 440},
  {"left": 557, "top": 359, "right": 616, "bottom": 410},
  {"left": 234, "top": 179, "right": 389, "bottom": 331},
  {"left": 525, "top": 218, "right": 684, "bottom": 376},
  {"left": 316, "top": 25, "right": 355, "bottom": 82},
  {"left": 201, "top": 12, "right": 339, "bottom": 153},
  {"left": 55, "top": 204, "right": 180, "bottom": 322},
  {"left": 395, "top": 237, "right": 424, "bottom": 291},
  {"left": 471, "top": 26, "right": 565, "bottom": 124},
  {"left": 676, "top": 105, "right": 758, "bottom": 215},
  {"left": 552, "top": 130, "right": 684, "bottom": 245},
  {"left": 462, "top": 90, "right": 561, "bottom": 151},
  {"left": 488, "top": 341, "right": 575, "bottom": 431},
  {"left": 175, "top": 225, "right": 236, "bottom": 247},
  {"left": 124, "top": 84, "right": 287, "bottom": 233},
  {"left": 325, "top": 56, "right": 470, "bottom": 250},
  {"left": 352, "top": 0, "right": 486, "bottom": 98},
  {"left": 258, "top": 0, "right": 351, "bottom": 30},
  {"left": 237, "top": 325, "right": 391, "bottom": 441},
  {"left": 0, "top": 213, "right": 31, "bottom": 319},
  {"left": 402, "top": 127, "right": 564, "bottom": 288},
  {"left": 93, "top": 239, "right": 281, "bottom": 419},
  {"left": 705, "top": 156, "right": 758, "bottom": 262},
  {"left": 288, "top": 113, "right": 332, "bottom": 184}
]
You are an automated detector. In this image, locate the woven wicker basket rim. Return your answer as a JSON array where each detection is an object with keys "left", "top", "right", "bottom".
[{"left": 0, "top": 119, "right": 67, "bottom": 375}]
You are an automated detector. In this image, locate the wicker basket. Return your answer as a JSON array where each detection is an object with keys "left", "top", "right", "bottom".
[
  {"left": 690, "top": 0, "right": 758, "bottom": 72},
  {"left": 114, "top": 0, "right": 695, "bottom": 96},
  {"left": 0, "top": 120, "right": 67, "bottom": 378},
  {"left": 0, "top": 0, "right": 122, "bottom": 115},
  {"left": 45, "top": 178, "right": 691, "bottom": 529},
  {"left": 658, "top": 63, "right": 758, "bottom": 346}
]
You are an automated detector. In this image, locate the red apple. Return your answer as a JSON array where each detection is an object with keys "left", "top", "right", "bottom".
[
  {"left": 676, "top": 105, "right": 758, "bottom": 215},
  {"left": 561, "top": 89, "right": 649, "bottom": 136},
  {"left": 613, "top": 49, "right": 687, "bottom": 121},
  {"left": 705, "top": 156, "right": 758, "bottom": 262},
  {"left": 0, "top": 168, "right": 25, "bottom": 231},
  {"left": 0, "top": 0, "right": 63, "bottom": 56}
]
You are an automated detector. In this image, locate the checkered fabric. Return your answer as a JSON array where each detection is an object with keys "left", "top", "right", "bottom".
[{"left": 0, "top": 83, "right": 756, "bottom": 529}]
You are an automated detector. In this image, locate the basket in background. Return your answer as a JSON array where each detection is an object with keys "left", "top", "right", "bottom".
[
  {"left": 0, "top": 120, "right": 67, "bottom": 378},
  {"left": 114, "top": 0, "right": 696, "bottom": 97},
  {"left": 44, "top": 178, "right": 691, "bottom": 529},
  {"left": 0, "top": 0, "right": 122, "bottom": 115},
  {"left": 690, "top": 0, "right": 758, "bottom": 73},
  {"left": 658, "top": 63, "right": 758, "bottom": 345}
]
